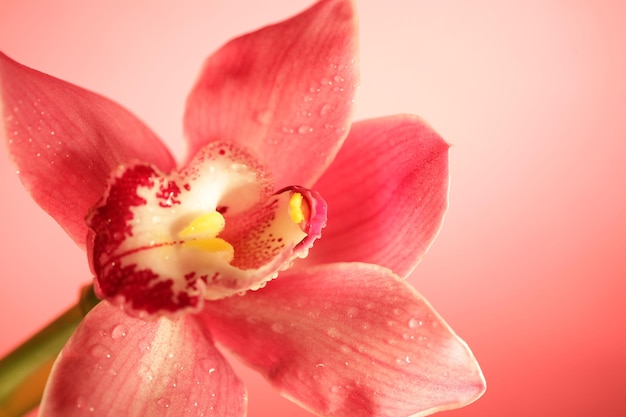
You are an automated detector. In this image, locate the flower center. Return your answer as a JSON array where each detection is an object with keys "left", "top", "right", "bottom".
[{"left": 88, "top": 142, "right": 326, "bottom": 317}]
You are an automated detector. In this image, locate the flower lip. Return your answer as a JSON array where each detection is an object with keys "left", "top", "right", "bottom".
[{"left": 88, "top": 141, "right": 328, "bottom": 317}]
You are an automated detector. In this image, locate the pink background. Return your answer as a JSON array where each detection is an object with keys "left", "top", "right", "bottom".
[{"left": 1, "top": 1, "right": 625, "bottom": 416}]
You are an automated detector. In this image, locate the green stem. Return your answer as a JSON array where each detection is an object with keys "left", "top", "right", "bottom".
[{"left": 0, "top": 285, "right": 100, "bottom": 417}]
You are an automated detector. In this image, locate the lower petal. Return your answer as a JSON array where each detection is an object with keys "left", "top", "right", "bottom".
[
  {"left": 39, "top": 302, "right": 246, "bottom": 417},
  {"left": 201, "top": 262, "right": 485, "bottom": 417}
]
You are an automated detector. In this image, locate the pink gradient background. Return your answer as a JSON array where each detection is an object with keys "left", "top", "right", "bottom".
[{"left": 1, "top": 1, "right": 625, "bottom": 416}]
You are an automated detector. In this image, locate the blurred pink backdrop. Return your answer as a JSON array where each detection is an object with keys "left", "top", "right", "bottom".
[{"left": 1, "top": 1, "right": 625, "bottom": 416}]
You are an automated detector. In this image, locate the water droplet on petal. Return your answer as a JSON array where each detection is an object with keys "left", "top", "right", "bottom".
[
  {"left": 255, "top": 109, "right": 272, "bottom": 125},
  {"left": 156, "top": 398, "right": 170, "bottom": 408},
  {"left": 89, "top": 344, "right": 111, "bottom": 359},
  {"left": 320, "top": 104, "right": 332, "bottom": 116},
  {"left": 327, "top": 327, "right": 340, "bottom": 338},
  {"left": 297, "top": 125, "right": 313, "bottom": 134},
  {"left": 139, "top": 338, "right": 152, "bottom": 351},
  {"left": 271, "top": 323, "right": 285, "bottom": 333},
  {"left": 111, "top": 324, "right": 128, "bottom": 339},
  {"left": 408, "top": 318, "right": 421, "bottom": 329}
]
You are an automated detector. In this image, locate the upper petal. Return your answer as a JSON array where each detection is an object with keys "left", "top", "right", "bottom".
[
  {"left": 305, "top": 115, "right": 450, "bottom": 278},
  {"left": 201, "top": 262, "right": 485, "bottom": 417},
  {"left": 0, "top": 52, "right": 175, "bottom": 247},
  {"left": 184, "top": 0, "right": 358, "bottom": 188},
  {"left": 39, "top": 301, "right": 247, "bottom": 417}
]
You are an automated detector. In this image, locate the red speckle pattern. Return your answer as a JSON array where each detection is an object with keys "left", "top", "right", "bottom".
[
  {"left": 225, "top": 197, "right": 283, "bottom": 269},
  {"left": 88, "top": 164, "right": 199, "bottom": 313},
  {"left": 156, "top": 180, "right": 182, "bottom": 208}
]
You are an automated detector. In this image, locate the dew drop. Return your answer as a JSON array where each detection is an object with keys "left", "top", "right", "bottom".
[
  {"left": 75, "top": 396, "right": 85, "bottom": 409},
  {"left": 304, "top": 95, "right": 313, "bottom": 102},
  {"left": 297, "top": 125, "right": 313, "bottom": 134},
  {"left": 320, "top": 104, "right": 332, "bottom": 116},
  {"left": 334, "top": 75, "right": 344, "bottom": 83},
  {"left": 254, "top": 109, "right": 272, "bottom": 125},
  {"left": 89, "top": 344, "right": 111, "bottom": 359},
  {"left": 408, "top": 318, "right": 421, "bottom": 329},
  {"left": 111, "top": 324, "right": 128, "bottom": 339},
  {"left": 139, "top": 338, "right": 152, "bottom": 351},
  {"left": 271, "top": 322, "right": 285, "bottom": 334},
  {"left": 346, "top": 307, "right": 358, "bottom": 318},
  {"left": 327, "top": 327, "right": 340, "bottom": 338},
  {"left": 396, "top": 356, "right": 411, "bottom": 366},
  {"left": 156, "top": 398, "right": 170, "bottom": 408}
]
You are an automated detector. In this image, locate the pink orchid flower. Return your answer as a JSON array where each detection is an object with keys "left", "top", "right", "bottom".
[{"left": 0, "top": 0, "right": 485, "bottom": 416}]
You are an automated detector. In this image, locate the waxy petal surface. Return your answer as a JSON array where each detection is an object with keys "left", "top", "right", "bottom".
[
  {"left": 40, "top": 302, "right": 246, "bottom": 417},
  {"left": 307, "top": 115, "right": 450, "bottom": 278},
  {"left": 0, "top": 52, "right": 175, "bottom": 247},
  {"left": 202, "top": 263, "right": 485, "bottom": 417},
  {"left": 184, "top": 0, "right": 358, "bottom": 188}
]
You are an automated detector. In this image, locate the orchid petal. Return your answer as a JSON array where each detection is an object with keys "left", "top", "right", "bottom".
[
  {"left": 0, "top": 52, "right": 175, "bottom": 247},
  {"left": 306, "top": 115, "right": 450, "bottom": 278},
  {"left": 39, "top": 302, "right": 246, "bottom": 417},
  {"left": 184, "top": 0, "right": 358, "bottom": 188},
  {"left": 202, "top": 262, "right": 485, "bottom": 417}
]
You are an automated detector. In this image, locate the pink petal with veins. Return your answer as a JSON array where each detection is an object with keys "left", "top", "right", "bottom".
[
  {"left": 184, "top": 0, "right": 358, "bottom": 188},
  {"left": 306, "top": 115, "right": 450, "bottom": 278},
  {"left": 39, "top": 302, "right": 246, "bottom": 417},
  {"left": 201, "top": 262, "right": 485, "bottom": 417},
  {"left": 0, "top": 52, "right": 175, "bottom": 247}
]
